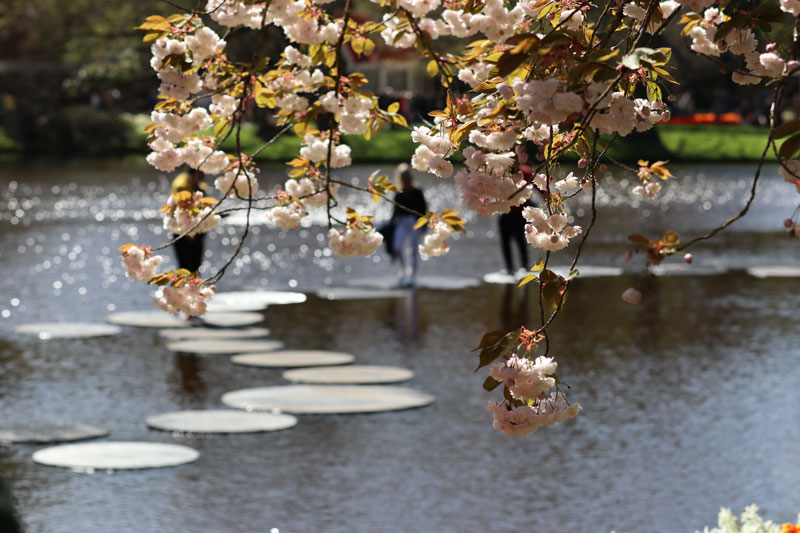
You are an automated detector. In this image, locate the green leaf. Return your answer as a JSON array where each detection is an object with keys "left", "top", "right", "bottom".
[
  {"left": 426, "top": 60, "right": 439, "bottom": 77},
  {"left": 772, "top": 120, "right": 800, "bottom": 140},
  {"left": 517, "top": 273, "right": 538, "bottom": 287},
  {"left": 483, "top": 376, "right": 502, "bottom": 391},
  {"left": 779, "top": 133, "right": 800, "bottom": 160},
  {"left": 646, "top": 80, "right": 662, "bottom": 102}
]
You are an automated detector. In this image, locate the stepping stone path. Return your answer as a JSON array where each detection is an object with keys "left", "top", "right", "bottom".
[
  {"left": 282, "top": 365, "right": 414, "bottom": 385},
  {"left": 107, "top": 311, "right": 263, "bottom": 328},
  {"left": 315, "top": 287, "right": 408, "bottom": 300},
  {"left": 549, "top": 265, "right": 623, "bottom": 278},
  {"left": 651, "top": 263, "right": 727, "bottom": 276},
  {"left": 15, "top": 323, "right": 121, "bottom": 339},
  {"left": 0, "top": 422, "right": 108, "bottom": 444},
  {"left": 166, "top": 338, "right": 284, "bottom": 355},
  {"left": 346, "top": 275, "right": 480, "bottom": 290},
  {"left": 211, "top": 291, "right": 307, "bottom": 307},
  {"left": 483, "top": 271, "right": 523, "bottom": 285},
  {"left": 32, "top": 441, "right": 199, "bottom": 471},
  {"left": 146, "top": 410, "right": 297, "bottom": 434},
  {"left": 746, "top": 266, "right": 800, "bottom": 278},
  {"left": 158, "top": 326, "right": 271, "bottom": 340},
  {"left": 222, "top": 385, "right": 435, "bottom": 414},
  {"left": 231, "top": 350, "right": 356, "bottom": 368}
]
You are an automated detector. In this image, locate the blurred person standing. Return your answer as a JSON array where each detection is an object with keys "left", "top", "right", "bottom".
[{"left": 392, "top": 164, "right": 427, "bottom": 287}]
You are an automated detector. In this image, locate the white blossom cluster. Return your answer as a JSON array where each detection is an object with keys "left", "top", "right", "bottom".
[
  {"left": 284, "top": 177, "right": 338, "bottom": 208},
  {"left": 487, "top": 393, "right": 581, "bottom": 437},
  {"left": 687, "top": 7, "right": 800, "bottom": 85},
  {"left": 267, "top": 200, "right": 308, "bottom": 229},
  {"left": 523, "top": 207, "right": 582, "bottom": 251},
  {"left": 419, "top": 221, "right": 454, "bottom": 258},
  {"left": 121, "top": 245, "right": 163, "bottom": 282},
  {"left": 162, "top": 191, "right": 221, "bottom": 237},
  {"left": 155, "top": 280, "right": 216, "bottom": 316},
  {"left": 490, "top": 354, "right": 557, "bottom": 401},
  {"left": 215, "top": 166, "right": 260, "bottom": 199},
  {"left": 299, "top": 134, "right": 352, "bottom": 168},
  {"left": 328, "top": 226, "right": 383, "bottom": 257},
  {"left": 410, "top": 125, "right": 455, "bottom": 178},
  {"left": 319, "top": 92, "right": 374, "bottom": 136}
]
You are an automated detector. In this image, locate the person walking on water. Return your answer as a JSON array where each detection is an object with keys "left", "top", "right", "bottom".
[
  {"left": 170, "top": 167, "right": 206, "bottom": 273},
  {"left": 392, "top": 164, "right": 427, "bottom": 287}
]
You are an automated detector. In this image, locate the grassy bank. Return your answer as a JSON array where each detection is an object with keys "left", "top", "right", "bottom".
[{"left": 1, "top": 117, "right": 782, "bottom": 164}]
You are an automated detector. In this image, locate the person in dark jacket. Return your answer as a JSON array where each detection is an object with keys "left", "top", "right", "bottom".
[
  {"left": 498, "top": 164, "right": 538, "bottom": 275},
  {"left": 392, "top": 164, "right": 427, "bottom": 287},
  {"left": 170, "top": 167, "right": 206, "bottom": 272}
]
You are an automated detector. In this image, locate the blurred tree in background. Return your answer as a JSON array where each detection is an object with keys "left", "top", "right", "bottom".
[{"left": 0, "top": 0, "right": 170, "bottom": 155}]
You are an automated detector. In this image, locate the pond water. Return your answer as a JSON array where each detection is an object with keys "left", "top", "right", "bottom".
[{"left": 1, "top": 160, "right": 799, "bottom": 532}]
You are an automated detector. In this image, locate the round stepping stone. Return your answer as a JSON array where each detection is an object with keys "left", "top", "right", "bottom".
[
  {"left": 166, "top": 338, "right": 284, "bottom": 355},
  {"left": 231, "top": 350, "right": 355, "bottom": 368},
  {"left": 222, "top": 385, "right": 435, "bottom": 414},
  {"left": 158, "top": 326, "right": 271, "bottom": 341},
  {"left": 346, "top": 275, "right": 479, "bottom": 290},
  {"left": 747, "top": 266, "right": 800, "bottom": 278},
  {"left": 14, "top": 322, "right": 122, "bottom": 340},
  {"left": 315, "top": 287, "right": 408, "bottom": 300},
  {"left": 651, "top": 263, "right": 727, "bottom": 276},
  {"left": 282, "top": 365, "right": 414, "bottom": 384},
  {"left": 211, "top": 291, "right": 307, "bottom": 307},
  {"left": 107, "top": 311, "right": 263, "bottom": 329},
  {"left": 0, "top": 422, "right": 108, "bottom": 444},
  {"left": 550, "top": 265, "right": 623, "bottom": 278},
  {"left": 483, "top": 271, "right": 523, "bottom": 285},
  {"left": 146, "top": 409, "right": 297, "bottom": 434},
  {"left": 32, "top": 441, "right": 199, "bottom": 471}
]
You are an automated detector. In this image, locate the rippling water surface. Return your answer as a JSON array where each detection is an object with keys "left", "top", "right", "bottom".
[{"left": 1, "top": 160, "right": 799, "bottom": 532}]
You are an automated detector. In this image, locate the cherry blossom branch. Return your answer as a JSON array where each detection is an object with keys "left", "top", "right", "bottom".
[{"left": 676, "top": 84, "right": 784, "bottom": 252}]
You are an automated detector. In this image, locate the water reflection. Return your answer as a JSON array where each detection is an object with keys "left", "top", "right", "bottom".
[
  {"left": 392, "top": 290, "right": 420, "bottom": 346},
  {"left": 499, "top": 284, "right": 530, "bottom": 331},
  {"left": 169, "top": 353, "right": 208, "bottom": 403},
  {"left": 2, "top": 162, "right": 800, "bottom": 531}
]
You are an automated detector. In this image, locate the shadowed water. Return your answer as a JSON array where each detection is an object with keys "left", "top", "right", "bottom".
[{"left": 0, "top": 160, "right": 799, "bottom": 532}]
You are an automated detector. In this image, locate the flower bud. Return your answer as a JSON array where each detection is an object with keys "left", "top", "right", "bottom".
[
  {"left": 683, "top": 253, "right": 692, "bottom": 264},
  {"left": 621, "top": 287, "right": 642, "bottom": 305},
  {"left": 784, "top": 218, "right": 793, "bottom": 228}
]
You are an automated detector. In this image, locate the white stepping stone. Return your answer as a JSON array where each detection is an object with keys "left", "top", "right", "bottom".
[
  {"left": 315, "top": 287, "right": 407, "bottom": 300},
  {"left": 32, "top": 441, "right": 199, "bottom": 471},
  {"left": 146, "top": 410, "right": 297, "bottom": 434},
  {"left": 747, "top": 266, "right": 800, "bottom": 278},
  {"left": 651, "top": 263, "right": 727, "bottom": 276},
  {"left": 166, "top": 338, "right": 284, "bottom": 354},
  {"left": 222, "top": 385, "right": 435, "bottom": 414},
  {"left": 282, "top": 365, "right": 414, "bottom": 385},
  {"left": 0, "top": 423, "right": 108, "bottom": 444},
  {"left": 158, "top": 326, "right": 271, "bottom": 341},
  {"left": 211, "top": 291, "right": 306, "bottom": 307},
  {"left": 549, "top": 265, "right": 623, "bottom": 278},
  {"left": 14, "top": 322, "right": 122, "bottom": 339},
  {"left": 106, "top": 311, "right": 263, "bottom": 328},
  {"left": 231, "top": 350, "right": 356, "bottom": 368},
  {"left": 346, "top": 275, "right": 479, "bottom": 290},
  {"left": 483, "top": 271, "right": 523, "bottom": 285}
]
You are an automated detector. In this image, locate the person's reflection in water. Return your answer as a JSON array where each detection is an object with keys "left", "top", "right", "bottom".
[
  {"left": 393, "top": 290, "right": 421, "bottom": 346},
  {"left": 0, "top": 475, "right": 21, "bottom": 533},
  {"left": 170, "top": 353, "right": 207, "bottom": 402},
  {"left": 500, "top": 283, "right": 530, "bottom": 332}
]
